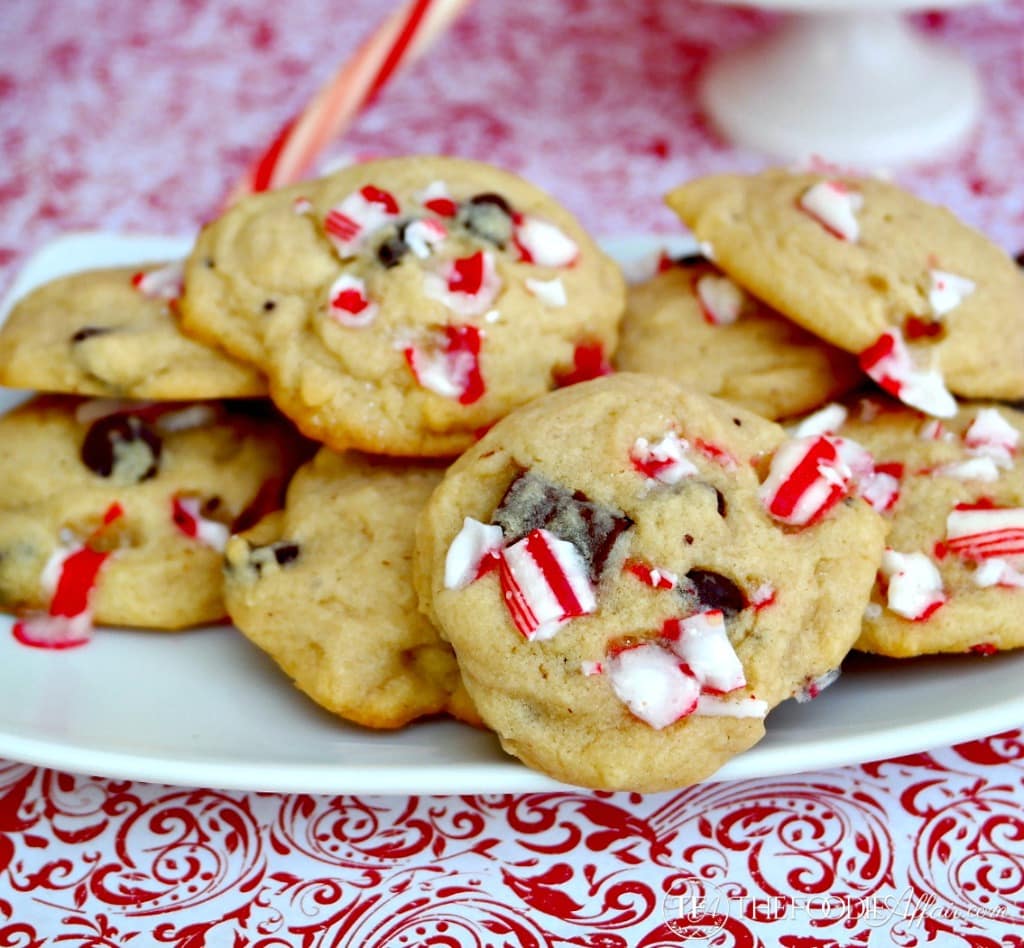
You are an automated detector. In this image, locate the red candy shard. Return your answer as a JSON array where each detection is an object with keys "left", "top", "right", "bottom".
[
  {"left": 171, "top": 496, "right": 229, "bottom": 551},
  {"left": 554, "top": 342, "right": 611, "bottom": 388},
  {"left": 630, "top": 432, "right": 697, "bottom": 485},
  {"left": 625, "top": 560, "right": 678, "bottom": 590},
  {"left": 498, "top": 528, "right": 596, "bottom": 641},
  {"left": 404, "top": 324, "right": 485, "bottom": 404},
  {"left": 448, "top": 251, "right": 486, "bottom": 295},
  {"left": 944, "top": 505, "right": 1024, "bottom": 561},
  {"left": 759, "top": 435, "right": 851, "bottom": 526},
  {"left": 359, "top": 184, "right": 399, "bottom": 214},
  {"left": 970, "top": 642, "right": 999, "bottom": 656}
]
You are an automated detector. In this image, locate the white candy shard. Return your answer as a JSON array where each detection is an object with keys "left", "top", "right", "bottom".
[
  {"left": 793, "top": 403, "right": 848, "bottom": 439},
  {"left": 606, "top": 643, "right": 699, "bottom": 729},
  {"left": 498, "top": 528, "right": 596, "bottom": 641},
  {"left": 945, "top": 505, "right": 1024, "bottom": 561},
  {"left": 327, "top": 273, "right": 378, "bottom": 328},
  {"left": 934, "top": 457, "right": 1001, "bottom": 483},
  {"left": 695, "top": 273, "right": 744, "bottom": 325},
  {"left": 759, "top": 435, "right": 852, "bottom": 526},
  {"left": 515, "top": 217, "right": 578, "bottom": 268},
  {"left": 630, "top": 433, "right": 698, "bottom": 485},
  {"left": 972, "top": 558, "right": 1024, "bottom": 589},
  {"left": 132, "top": 260, "right": 184, "bottom": 300},
  {"left": 798, "top": 180, "right": 862, "bottom": 242},
  {"left": 666, "top": 610, "right": 746, "bottom": 693},
  {"left": 880, "top": 549, "right": 946, "bottom": 620},
  {"left": 403, "top": 218, "right": 448, "bottom": 258},
  {"left": 964, "top": 408, "right": 1019, "bottom": 468},
  {"left": 793, "top": 667, "right": 842, "bottom": 703},
  {"left": 525, "top": 277, "right": 567, "bottom": 307},
  {"left": 859, "top": 328, "right": 957, "bottom": 419},
  {"left": 444, "top": 517, "right": 504, "bottom": 590},
  {"left": 928, "top": 269, "right": 976, "bottom": 317},
  {"left": 154, "top": 405, "right": 217, "bottom": 433}
]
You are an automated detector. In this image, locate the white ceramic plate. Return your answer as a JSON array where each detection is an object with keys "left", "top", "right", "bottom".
[{"left": 1, "top": 232, "right": 1023, "bottom": 795}]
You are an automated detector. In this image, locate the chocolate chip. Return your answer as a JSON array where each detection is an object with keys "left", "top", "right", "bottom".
[
  {"left": 671, "top": 252, "right": 708, "bottom": 268},
  {"left": 459, "top": 193, "right": 514, "bottom": 248},
  {"left": 682, "top": 569, "right": 747, "bottom": 619},
  {"left": 1016, "top": 252, "right": 1024, "bottom": 269},
  {"left": 492, "top": 470, "right": 632, "bottom": 582},
  {"left": 232, "top": 477, "right": 288, "bottom": 533},
  {"left": 272, "top": 542, "right": 300, "bottom": 566},
  {"left": 714, "top": 487, "right": 727, "bottom": 518},
  {"left": 81, "top": 414, "right": 162, "bottom": 483},
  {"left": 204, "top": 257, "right": 216, "bottom": 269},
  {"left": 243, "top": 540, "right": 301, "bottom": 577},
  {"left": 376, "top": 231, "right": 409, "bottom": 268},
  {"left": 732, "top": 418, "right": 742, "bottom": 427},
  {"left": 70, "top": 326, "right": 110, "bottom": 344},
  {"left": 684, "top": 534, "right": 694, "bottom": 545},
  {"left": 262, "top": 300, "right": 277, "bottom": 312}
]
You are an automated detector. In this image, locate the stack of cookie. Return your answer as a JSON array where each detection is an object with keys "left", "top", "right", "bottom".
[{"left": 3, "top": 158, "right": 1023, "bottom": 792}]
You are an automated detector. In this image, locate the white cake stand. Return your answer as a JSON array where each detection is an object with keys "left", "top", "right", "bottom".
[{"left": 699, "top": 0, "right": 986, "bottom": 166}]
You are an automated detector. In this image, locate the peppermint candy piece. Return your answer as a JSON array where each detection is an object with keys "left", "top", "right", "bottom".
[
  {"left": 759, "top": 435, "right": 851, "bottom": 527},
  {"left": 664, "top": 609, "right": 746, "bottom": 693},
  {"left": 973, "top": 558, "right": 1024, "bottom": 589},
  {"left": 525, "top": 277, "right": 567, "bottom": 307},
  {"left": 606, "top": 643, "right": 700, "bottom": 729},
  {"left": 327, "top": 273, "right": 378, "bottom": 328},
  {"left": 918, "top": 418, "right": 953, "bottom": 442},
  {"left": 934, "top": 456, "right": 1001, "bottom": 483},
  {"left": 798, "top": 180, "right": 862, "bottom": 242},
  {"left": 630, "top": 432, "right": 698, "bottom": 485},
  {"left": 625, "top": 560, "right": 678, "bottom": 590},
  {"left": 858, "top": 328, "right": 957, "bottom": 418},
  {"left": 131, "top": 261, "right": 184, "bottom": 301},
  {"left": 945, "top": 504, "right": 1024, "bottom": 561},
  {"left": 417, "top": 180, "right": 458, "bottom": 218},
  {"left": 514, "top": 217, "right": 579, "bottom": 267},
  {"left": 964, "top": 408, "right": 1019, "bottom": 468},
  {"left": 403, "top": 324, "right": 485, "bottom": 404},
  {"left": 444, "top": 517, "right": 503, "bottom": 590},
  {"left": 857, "top": 461, "right": 903, "bottom": 513},
  {"left": 172, "top": 496, "right": 230, "bottom": 552},
  {"left": 403, "top": 218, "right": 448, "bottom": 259},
  {"left": 498, "top": 528, "right": 596, "bottom": 641},
  {"left": 14, "top": 503, "right": 124, "bottom": 650},
  {"left": 695, "top": 273, "right": 744, "bottom": 325},
  {"left": 880, "top": 549, "right": 946, "bottom": 621},
  {"left": 793, "top": 667, "right": 841, "bottom": 703},
  {"left": 324, "top": 184, "right": 400, "bottom": 257},
  {"left": 793, "top": 402, "right": 848, "bottom": 439},
  {"left": 928, "top": 269, "right": 976, "bottom": 317},
  {"left": 423, "top": 250, "right": 502, "bottom": 318},
  {"left": 553, "top": 342, "right": 611, "bottom": 388}
]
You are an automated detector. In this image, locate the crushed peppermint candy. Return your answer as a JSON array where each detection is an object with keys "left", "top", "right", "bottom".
[
  {"left": 858, "top": 328, "right": 957, "bottom": 418},
  {"left": 919, "top": 418, "right": 953, "bottom": 442},
  {"left": 131, "top": 261, "right": 184, "bottom": 300},
  {"left": 879, "top": 549, "right": 946, "bottom": 621},
  {"left": 793, "top": 403, "right": 848, "bottom": 439},
  {"left": 695, "top": 273, "right": 744, "bottom": 325},
  {"left": 856, "top": 460, "right": 903, "bottom": 513},
  {"left": 323, "top": 184, "right": 400, "bottom": 257},
  {"left": 973, "top": 558, "right": 1024, "bottom": 589},
  {"left": 928, "top": 269, "right": 976, "bottom": 317},
  {"left": 498, "top": 528, "right": 596, "bottom": 641},
  {"left": 944, "top": 503, "right": 1024, "bottom": 562},
  {"left": 171, "top": 496, "right": 230, "bottom": 552},
  {"left": 553, "top": 342, "right": 612, "bottom": 387},
  {"left": 964, "top": 408, "right": 1019, "bottom": 468},
  {"left": 934, "top": 457, "right": 1001, "bottom": 483},
  {"left": 750, "top": 583, "right": 777, "bottom": 609},
  {"left": 13, "top": 503, "right": 124, "bottom": 650},
  {"left": 444, "top": 517, "right": 503, "bottom": 590},
  {"left": 327, "top": 273, "right": 378, "bottom": 327},
  {"left": 402, "top": 218, "right": 448, "bottom": 259},
  {"left": 695, "top": 694, "right": 768, "bottom": 718},
  {"left": 606, "top": 643, "right": 701, "bottom": 729},
  {"left": 630, "top": 432, "right": 698, "bottom": 485},
  {"left": 403, "top": 324, "right": 485, "bottom": 404},
  {"left": 793, "top": 667, "right": 842, "bottom": 703},
  {"left": 759, "top": 435, "right": 852, "bottom": 526},
  {"left": 663, "top": 609, "right": 746, "bottom": 693},
  {"left": 625, "top": 560, "right": 678, "bottom": 590},
  {"left": 798, "top": 180, "right": 862, "bottom": 242},
  {"left": 514, "top": 217, "right": 578, "bottom": 267},
  {"left": 417, "top": 180, "right": 458, "bottom": 218},
  {"left": 525, "top": 276, "right": 567, "bottom": 307},
  {"left": 423, "top": 250, "right": 502, "bottom": 318}
]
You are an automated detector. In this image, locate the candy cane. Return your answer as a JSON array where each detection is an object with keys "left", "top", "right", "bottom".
[{"left": 227, "top": 0, "right": 476, "bottom": 204}]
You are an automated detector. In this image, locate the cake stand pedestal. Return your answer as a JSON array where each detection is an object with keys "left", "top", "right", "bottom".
[{"left": 699, "top": 4, "right": 984, "bottom": 166}]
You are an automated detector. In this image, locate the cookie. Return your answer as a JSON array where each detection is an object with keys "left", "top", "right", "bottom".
[
  {"left": 615, "top": 257, "right": 859, "bottom": 419},
  {"left": 0, "top": 396, "right": 302, "bottom": 640},
  {"left": 414, "top": 373, "right": 886, "bottom": 791},
  {"left": 809, "top": 396, "right": 1024, "bottom": 657},
  {"left": 666, "top": 170, "right": 1024, "bottom": 415},
  {"left": 223, "top": 448, "right": 478, "bottom": 729},
  {"left": 181, "top": 156, "right": 626, "bottom": 456},
  {"left": 0, "top": 264, "right": 266, "bottom": 398}
]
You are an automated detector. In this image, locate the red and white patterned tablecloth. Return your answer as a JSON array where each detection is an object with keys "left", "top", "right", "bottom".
[{"left": 3, "top": 0, "right": 1024, "bottom": 943}]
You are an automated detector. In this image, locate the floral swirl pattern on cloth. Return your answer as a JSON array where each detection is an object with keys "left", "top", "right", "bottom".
[{"left": 2, "top": 742, "right": 1024, "bottom": 942}]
